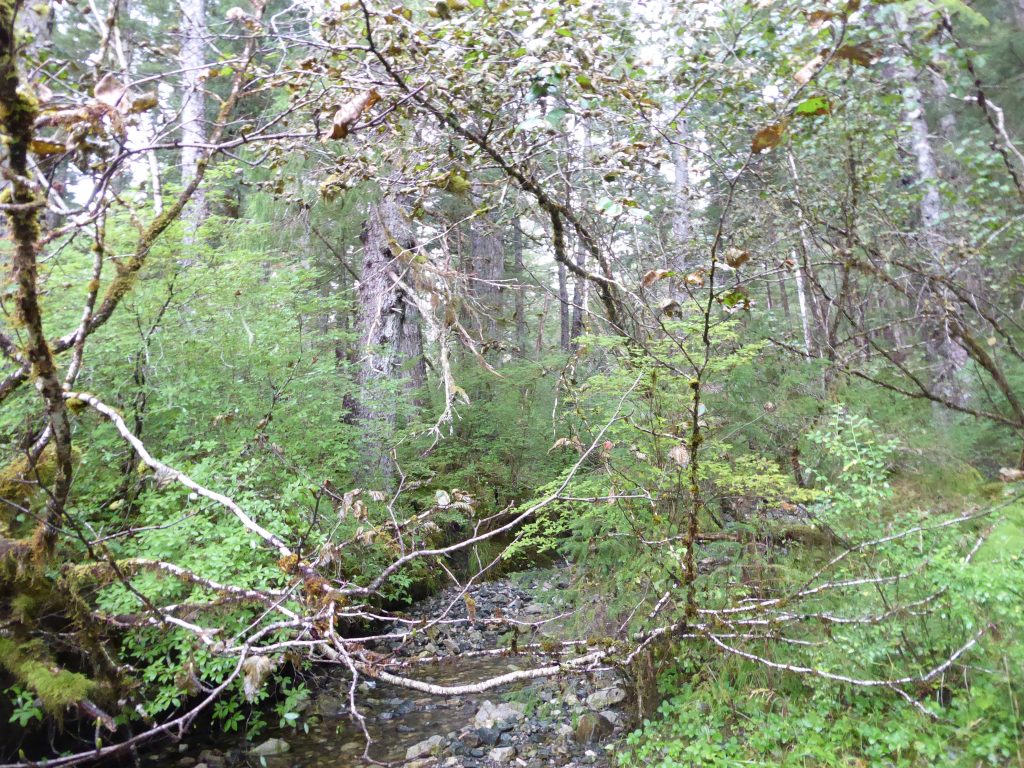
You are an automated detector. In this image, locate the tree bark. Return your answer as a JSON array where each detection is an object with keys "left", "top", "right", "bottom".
[
  {"left": 513, "top": 218, "right": 527, "bottom": 354},
  {"left": 898, "top": 38, "right": 969, "bottom": 409},
  {"left": 354, "top": 192, "right": 425, "bottom": 482},
  {"left": 469, "top": 206, "right": 505, "bottom": 344},
  {"left": 557, "top": 261, "right": 570, "bottom": 351},
  {"left": 180, "top": 0, "right": 207, "bottom": 241}
]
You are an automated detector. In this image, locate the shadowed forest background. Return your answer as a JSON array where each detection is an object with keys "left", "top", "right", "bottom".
[{"left": 1, "top": 0, "right": 1023, "bottom": 765}]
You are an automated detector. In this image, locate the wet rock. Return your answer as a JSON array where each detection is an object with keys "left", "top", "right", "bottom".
[
  {"left": 476, "top": 727, "right": 501, "bottom": 746},
  {"left": 586, "top": 686, "right": 626, "bottom": 709},
  {"left": 459, "top": 730, "right": 482, "bottom": 748},
  {"left": 474, "top": 699, "right": 525, "bottom": 728},
  {"left": 197, "top": 751, "right": 225, "bottom": 768},
  {"left": 250, "top": 738, "right": 290, "bottom": 756},
  {"left": 406, "top": 734, "right": 446, "bottom": 761},
  {"left": 312, "top": 694, "right": 345, "bottom": 717},
  {"left": 489, "top": 746, "right": 517, "bottom": 763},
  {"left": 600, "top": 709, "right": 621, "bottom": 726},
  {"left": 574, "top": 712, "right": 613, "bottom": 744}
]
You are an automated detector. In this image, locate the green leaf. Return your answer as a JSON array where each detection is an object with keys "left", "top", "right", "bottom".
[
  {"left": 794, "top": 96, "right": 831, "bottom": 117},
  {"left": 545, "top": 107, "right": 569, "bottom": 128}
]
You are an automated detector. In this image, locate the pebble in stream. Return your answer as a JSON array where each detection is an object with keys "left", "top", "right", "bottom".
[{"left": 165, "top": 571, "right": 629, "bottom": 768}]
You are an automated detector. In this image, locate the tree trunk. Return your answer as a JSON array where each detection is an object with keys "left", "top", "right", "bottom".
[
  {"left": 785, "top": 152, "right": 819, "bottom": 357},
  {"left": 513, "top": 218, "right": 527, "bottom": 354},
  {"left": 180, "top": 0, "right": 207, "bottom": 241},
  {"left": 354, "top": 193, "right": 424, "bottom": 482},
  {"left": 570, "top": 237, "right": 587, "bottom": 342},
  {"left": 898, "top": 40, "right": 969, "bottom": 409},
  {"left": 469, "top": 206, "right": 505, "bottom": 345},
  {"left": 669, "top": 121, "right": 693, "bottom": 300},
  {"left": 558, "top": 261, "right": 570, "bottom": 351}
]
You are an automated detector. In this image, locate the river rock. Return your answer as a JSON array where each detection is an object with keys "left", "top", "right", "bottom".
[
  {"left": 474, "top": 699, "right": 525, "bottom": 728},
  {"left": 475, "top": 726, "right": 501, "bottom": 746},
  {"left": 574, "top": 712, "right": 613, "bottom": 744},
  {"left": 197, "top": 751, "right": 224, "bottom": 768},
  {"left": 488, "top": 746, "right": 517, "bottom": 764},
  {"left": 406, "top": 734, "right": 446, "bottom": 761},
  {"left": 250, "top": 738, "right": 290, "bottom": 756},
  {"left": 586, "top": 685, "right": 626, "bottom": 709},
  {"left": 600, "top": 709, "right": 621, "bottom": 726}
]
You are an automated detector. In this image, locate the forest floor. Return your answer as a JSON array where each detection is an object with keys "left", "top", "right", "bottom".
[{"left": 162, "top": 569, "right": 631, "bottom": 768}]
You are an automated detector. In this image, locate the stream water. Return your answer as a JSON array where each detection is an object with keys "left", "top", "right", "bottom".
[{"left": 155, "top": 572, "right": 629, "bottom": 768}]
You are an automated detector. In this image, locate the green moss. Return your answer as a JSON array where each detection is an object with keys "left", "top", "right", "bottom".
[
  {"left": 9, "top": 593, "right": 35, "bottom": 621},
  {"left": 0, "top": 637, "right": 95, "bottom": 713}
]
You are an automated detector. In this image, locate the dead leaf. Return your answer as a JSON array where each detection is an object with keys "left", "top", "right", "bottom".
[
  {"left": 549, "top": 436, "right": 583, "bottom": 454},
  {"left": 834, "top": 44, "right": 878, "bottom": 67},
  {"left": 669, "top": 444, "right": 690, "bottom": 468},
  {"left": 326, "top": 90, "right": 381, "bottom": 141},
  {"left": 794, "top": 53, "right": 825, "bottom": 85},
  {"left": 94, "top": 73, "right": 128, "bottom": 109},
  {"left": 724, "top": 247, "right": 751, "bottom": 268},
  {"left": 685, "top": 269, "right": 706, "bottom": 286},
  {"left": 642, "top": 269, "right": 671, "bottom": 288},
  {"left": 805, "top": 10, "right": 837, "bottom": 28},
  {"left": 752, "top": 120, "right": 788, "bottom": 153},
  {"left": 242, "top": 656, "right": 274, "bottom": 702}
]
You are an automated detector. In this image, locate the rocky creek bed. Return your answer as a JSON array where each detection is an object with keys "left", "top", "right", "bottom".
[{"left": 158, "top": 571, "right": 631, "bottom": 768}]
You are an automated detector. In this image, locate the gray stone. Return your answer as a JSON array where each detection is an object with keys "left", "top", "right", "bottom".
[
  {"left": 406, "top": 734, "right": 446, "bottom": 761},
  {"left": 474, "top": 699, "right": 525, "bottom": 728},
  {"left": 250, "top": 738, "right": 290, "bottom": 756},
  {"left": 600, "top": 709, "right": 621, "bottom": 726},
  {"left": 476, "top": 727, "right": 501, "bottom": 746},
  {"left": 488, "top": 746, "right": 517, "bottom": 764},
  {"left": 586, "top": 686, "right": 626, "bottom": 709}
]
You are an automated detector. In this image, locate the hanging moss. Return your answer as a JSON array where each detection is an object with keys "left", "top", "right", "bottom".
[{"left": 0, "top": 637, "right": 96, "bottom": 714}]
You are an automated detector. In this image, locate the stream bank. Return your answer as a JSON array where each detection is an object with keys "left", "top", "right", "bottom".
[{"left": 160, "top": 570, "right": 631, "bottom": 768}]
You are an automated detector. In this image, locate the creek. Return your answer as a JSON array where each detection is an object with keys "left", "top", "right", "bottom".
[{"left": 154, "top": 571, "right": 630, "bottom": 768}]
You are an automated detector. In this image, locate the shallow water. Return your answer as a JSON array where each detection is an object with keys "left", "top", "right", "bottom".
[{"left": 161, "top": 654, "right": 534, "bottom": 767}]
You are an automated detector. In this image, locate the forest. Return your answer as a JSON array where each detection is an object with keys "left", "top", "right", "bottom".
[{"left": 0, "top": 0, "right": 1023, "bottom": 765}]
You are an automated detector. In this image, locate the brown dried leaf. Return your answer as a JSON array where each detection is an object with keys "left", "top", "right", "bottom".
[
  {"left": 327, "top": 89, "right": 381, "bottom": 141},
  {"left": 834, "top": 44, "right": 878, "bottom": 67},
  {"left": 794, "top": 53, "right": 825, "bottom": 85},
  {"left": 668, "top": 444, "right": 690, "bottom": 468},
  {"left": 724, "top": 247, "right": 751, "bottom": 268},
  {"left": 641, "top": 268, "right": 671, "bottom": 288},
  {"left": 752, "top": 121, "right": 788, "bottom": 153},
  {"left": 806, "top": 10, "right": 837, "bottom": 28},
  {"left": 94, "top": 73, "right": 128, "bottom": 108}
]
